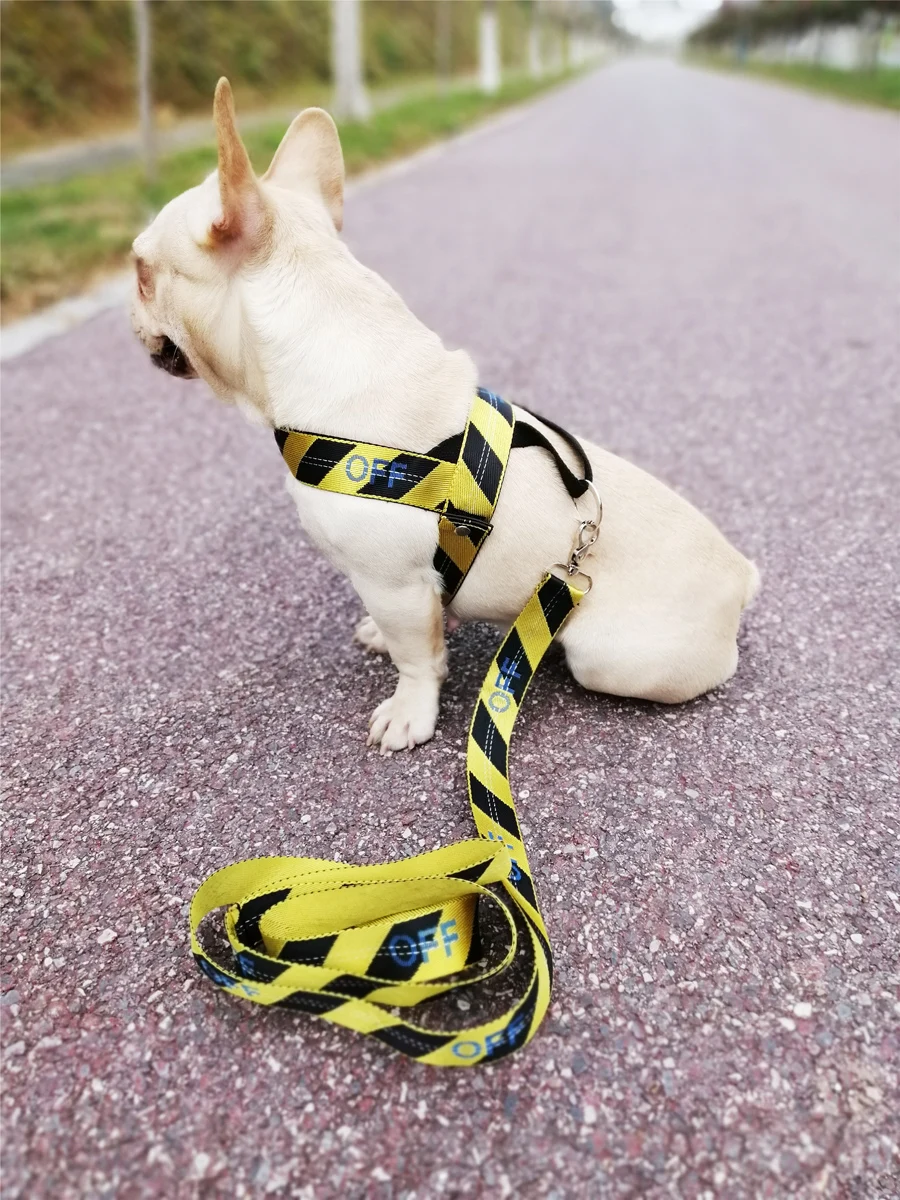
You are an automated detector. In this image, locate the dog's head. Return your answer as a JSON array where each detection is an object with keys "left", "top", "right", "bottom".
[{"left": 131, "top": 78, "right": 344, "bottom": 411}]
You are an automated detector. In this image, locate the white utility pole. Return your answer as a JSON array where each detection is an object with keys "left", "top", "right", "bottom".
[
  {"left": 528, "top": 19, "right": 543, "bottom": 78},
  {"left": 133, "top": 0, "right": 156, "bottom": 184},
  {"left": 436, "top": 0, "right": 452, "bottom": 96},
  {"left": 479, "top": 0, "right": 501, "bottom": 95},
  {"left": 332, "top": 0, "right": 370, "bottom": 121}
]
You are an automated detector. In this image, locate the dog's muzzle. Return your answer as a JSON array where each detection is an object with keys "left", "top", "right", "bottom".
[{"left": 151, "top": 336, "right": 197, "bottom": 379}]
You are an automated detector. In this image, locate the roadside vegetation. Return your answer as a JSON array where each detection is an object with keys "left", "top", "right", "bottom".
[
  {"left": 687, "top": 0, "right": 900, "bottom": 110},
  {"left": 1, "top": 72, "right": 577, "bottom": 322},
  {"left": 1, "top": 0, "right": 495, "bottom": 153},
  {"left": 693, "top": 58, "right": 900, "bottom": 111}
]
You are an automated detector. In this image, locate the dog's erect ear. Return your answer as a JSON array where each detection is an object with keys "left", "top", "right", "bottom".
[
  {"left": 262, "top": 108, "right": 345, "bottom": 232},
  {"left": 211, "top": 78, "right": 266, "bottom": 245}
]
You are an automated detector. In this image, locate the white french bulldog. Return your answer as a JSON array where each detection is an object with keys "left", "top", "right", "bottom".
[{"left": 131, "top": 79, "right": 759, "bottom": 753}]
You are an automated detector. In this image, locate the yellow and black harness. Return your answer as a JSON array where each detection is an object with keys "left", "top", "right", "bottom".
[{"left": 190, "top": 389, "right": 601, "bottom": 1067}]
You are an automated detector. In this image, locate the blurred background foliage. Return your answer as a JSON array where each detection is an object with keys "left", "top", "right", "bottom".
[
  {"left": 1, "top": 0, "right": 532, "bottom": 152},
  {"left": 1, "top": 0, "right": 595, "bottom": 319},
  {"left": 687, "top": 0, "right": 900, "bottom": 111},
  {"left": 689, "top": 0, "right": 900, "bottom": 47}
]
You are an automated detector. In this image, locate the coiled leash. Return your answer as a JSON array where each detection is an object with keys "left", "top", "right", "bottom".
[{"left": 190, "top": 390, "right": 602, "bottom": 1066}]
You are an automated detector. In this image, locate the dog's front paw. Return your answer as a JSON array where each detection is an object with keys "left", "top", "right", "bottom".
[
  {"left": 367, "top": 681, "right": 438, "bottom": 753},
  {"left": 354, "top": 614, "right": 389, "bottom": 656}
]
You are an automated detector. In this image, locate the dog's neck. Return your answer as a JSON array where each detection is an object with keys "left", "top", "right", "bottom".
[{"left": 235, "top": 232, "right": 477, "bottom": 453}]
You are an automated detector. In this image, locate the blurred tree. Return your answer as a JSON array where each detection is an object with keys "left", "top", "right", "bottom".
[
  {"left": 479, "top": 0, "right": 501, "bottom": 94},
  {"left": 436, "top": 0, "right": 452, "bottom": 95},
  {"left": 528, "top": 2, "right": 544, "bottom": 79},
  {"left": 332, "top": 0, "right": 369, "bottom": 120},
  {"left": 689, "top": 0, "right": 900, "bottom": 50},
  {"left": 1, "top": 0, "right": 489, "bottom": 151},
  {"left": 133, "top": 0, "right": 156, "bottom": 184}
]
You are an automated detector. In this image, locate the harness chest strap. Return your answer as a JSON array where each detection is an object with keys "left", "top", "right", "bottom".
[
  {"left": 190, "top": 392, "right": 596, "bottom": 1066},
  {"left": 273, "top": 389, "right": 595, "bottom": 600}
]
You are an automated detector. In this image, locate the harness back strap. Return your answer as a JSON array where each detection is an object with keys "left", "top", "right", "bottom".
[{"left": 512, "top": 409, "right": 593, "bottom": 501}]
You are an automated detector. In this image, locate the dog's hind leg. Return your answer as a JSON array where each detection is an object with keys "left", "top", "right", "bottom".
[
  {"left": 559, "top": 585, "right": 745, "bottom": 705},
  {"left": 565, "top": 626, "right": 740, "bottom": 704}
]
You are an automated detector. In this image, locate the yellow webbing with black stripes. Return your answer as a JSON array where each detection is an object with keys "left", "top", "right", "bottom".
[
  {"left": 190, "top": 391, "right": 590, "bottom": 1065},
  {"left": 274, "top": 388, "right": 515, "bottom": 600}
]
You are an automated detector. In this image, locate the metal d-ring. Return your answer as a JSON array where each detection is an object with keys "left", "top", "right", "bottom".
[
  {"left": 550, "top": 563, "right": 593, "bottom": 594},
  {"left": 579, "top": 479, "right": 603, "bottom": 530}
]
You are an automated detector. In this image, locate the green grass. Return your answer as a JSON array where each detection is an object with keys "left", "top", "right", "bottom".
[
  {"left": 1, "top": 71, "right": 576, "bottom": 322},
  {"left": 693, "top": 57, "right": 900, "bottom": 111}
]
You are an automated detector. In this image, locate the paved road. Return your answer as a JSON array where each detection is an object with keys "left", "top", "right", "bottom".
[{"left": 3, "top": 61, "right": 898, "bottom": 1198}]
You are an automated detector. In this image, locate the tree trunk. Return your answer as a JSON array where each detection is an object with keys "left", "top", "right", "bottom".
[
  {"left": 479, "top": 1, "right": 501, "bottom": 95},
  {"left": 133, "top": 0, "right": 156, "bottom": 185},
  {"left": 332, "top": 0, "right": 370, "bottom": 121},
  {"left": 436, "top": 0, "right": 452, "bottom": 95},
  {"left": 528, "top": 21, "right": 542, "bottom": 79}
]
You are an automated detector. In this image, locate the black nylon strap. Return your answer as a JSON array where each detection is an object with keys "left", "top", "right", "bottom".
[
  {"left": 511, "top": 416, "right": 591, "bottom": 500},
  {"left": 427, "top": 410, "right": 592, "bottom": 503},
  {"left": 427, "top": 431, "right": 464, "bottom": 464},
  {"left": 518, "top": 408, "right": 593, "bottom": 483}
]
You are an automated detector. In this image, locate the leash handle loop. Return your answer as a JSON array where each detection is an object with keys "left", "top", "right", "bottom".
[{"left": 190, "top": 572, "right": 588, "bottom": 1066}]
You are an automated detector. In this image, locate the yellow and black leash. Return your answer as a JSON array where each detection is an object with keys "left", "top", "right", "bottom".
[{"left": 190, "top": 390, "right": 600, "bottom": 1066}]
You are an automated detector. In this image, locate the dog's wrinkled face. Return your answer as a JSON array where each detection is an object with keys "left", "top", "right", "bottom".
[
  {"left": 131, "top": 198, "right": 199, "bottom": 379},
  {"left": 130, "top": 169, "right": 230, "bottom": 386},
  {"left": 130, "top": 77, "right": 345, "bottom": 407}
]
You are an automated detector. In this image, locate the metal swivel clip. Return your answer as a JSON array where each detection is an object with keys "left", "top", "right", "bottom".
[{"left": 554, "top": 480, "right": 603, "bottom": 594}]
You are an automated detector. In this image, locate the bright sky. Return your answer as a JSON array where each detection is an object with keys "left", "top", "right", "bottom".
[{"left": 613, "top": 0, "right": 722, "bottom": 44}]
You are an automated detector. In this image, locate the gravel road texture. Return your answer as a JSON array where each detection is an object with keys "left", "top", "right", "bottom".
[{"left": 2, "top": 60, "right": 898, "bottom": 1198}]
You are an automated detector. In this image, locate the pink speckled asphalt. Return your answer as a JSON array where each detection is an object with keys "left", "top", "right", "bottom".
[{"left": 2, "top": 61, "right": 898, "bottom": 1198}]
